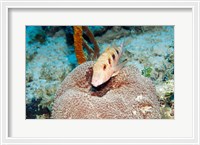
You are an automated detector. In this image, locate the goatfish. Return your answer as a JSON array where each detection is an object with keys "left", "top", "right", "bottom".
[{"left": 91, "top": 42, "right": 127, "bottom": 87}]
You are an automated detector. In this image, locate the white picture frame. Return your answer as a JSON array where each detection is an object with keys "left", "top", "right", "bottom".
[{"left": 0, "top": 0, "right": 199, "bottom": 144}]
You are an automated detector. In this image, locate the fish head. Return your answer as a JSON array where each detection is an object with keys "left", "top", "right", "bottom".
[
  {"left": 91, "top": 64, "right": 111, "bottom": 87},
  {"left": 91, "top": 71, "right": 106, "bottom": 87}
]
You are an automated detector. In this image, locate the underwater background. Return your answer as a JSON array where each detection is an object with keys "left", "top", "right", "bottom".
[{"left": 26, "top": 26, "right": 174, "bottom": 119}]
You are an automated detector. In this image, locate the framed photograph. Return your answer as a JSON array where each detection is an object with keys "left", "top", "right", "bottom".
[{"left": 0, "top": 0, "right": 199, "bottom": 144}]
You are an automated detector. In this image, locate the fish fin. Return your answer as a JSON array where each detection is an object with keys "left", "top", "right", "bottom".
[
  {"left": 112, "top": 59, "right": 128, "bottom": 77},
  {"left": 118, "top": 38, "right": 127, "bottom": 55},
  {"left": 112, "top": 71, "right": 119, "bottom": 77}
]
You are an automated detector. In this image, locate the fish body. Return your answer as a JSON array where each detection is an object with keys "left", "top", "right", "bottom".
[{"left": 91, "top": 43, "right": 125, "bottom": 87}]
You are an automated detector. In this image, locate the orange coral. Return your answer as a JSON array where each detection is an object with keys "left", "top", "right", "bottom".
[
  {"left": 73, "top": 26, "right": 86, "bottom": 64},
  {"left": 73, "top": 26, "right": 100, "bottom": 64}
]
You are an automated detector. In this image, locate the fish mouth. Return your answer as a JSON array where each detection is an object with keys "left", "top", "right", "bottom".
[
  {"left": 91, "top": 79, "right": 102, "bottom": 87},
  {"left": 91, "top": 82, "right": 99, "bottom": 87}
]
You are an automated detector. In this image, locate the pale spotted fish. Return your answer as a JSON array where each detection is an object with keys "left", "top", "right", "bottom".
[{"left": 91, "top": 42, "right": 126, "bottom": 87}]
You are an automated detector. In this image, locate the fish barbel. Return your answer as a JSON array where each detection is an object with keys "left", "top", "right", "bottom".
[{"left": 91, "top": 42, "right": 126, "bottom": 87}]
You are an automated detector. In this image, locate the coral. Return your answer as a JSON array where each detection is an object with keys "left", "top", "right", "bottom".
[
  {"left": 96, "top": 26, "right": 131, "bottom": 44},
  {"left": 26, "top": 26, "right": 46, "bottom": 44},
  {"left": 40, "top": 61, "right": 68, "bottom": 81},
  {"left": 26, "top": 43, "right": 39, "bottom": 61},
  {"left": 26, "top": 37, "right": 71, "bottom": 81},
  {"left": 73, "top": 26, "right": 86, "bottom": 64},
  {"left": 26, "top": 26, "right": 174, "bottom": 119},
  {"left": 160, "top": 105, "right": 174, "bottom": 119},
  {"left": 73, "top": 26, "right": 101, "bottom": 64},
  {"left": 42, "top": 26, "right": 65, "bottom": 37},
  {"left": 26, "top": 36, "right": 72, "bottom": 117},
  {"left": 52, "top": 61, "right": 161, "bottom": 119},
  {"left": 88, "top": 26, "right": 109, "bottom": 36},
  {"left": 26, "top": 80, "right": 60, "bottom": 99},
  {"left": 156, "top": 80, "right": 174, "bottom": 119},
  {"left": 123, "top": 26, "right": 174, "bottom": 82},
  {"left": 142, "top": 67, "right": 153, "bottom": 78},
  {"left": 26, "top": 98, "right": 51, "bottom": 119},
  {"left": 82, "top": 39, "right": 94, "bottom": 57},
  {"left": 156, "top": 80, "right": 174, "bottom": 99},
  {"left": 82, "top": 26, "right": 100, "bottom": 59},
  {"left": 26, "top": 65, "right": 33, "bottom": 83}
]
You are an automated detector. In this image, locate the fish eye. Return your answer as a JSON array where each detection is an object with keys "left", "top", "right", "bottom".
[
  {"left": 112, "top": 54, "right": 115, "bottom": 60},
  {"left": 103, "top": 64, "right": 107, "bottom": 70}
]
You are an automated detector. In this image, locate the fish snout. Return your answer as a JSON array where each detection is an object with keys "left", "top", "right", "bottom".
[{"left": 91, "top": 78, "right": 102, "bottom": 87}]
